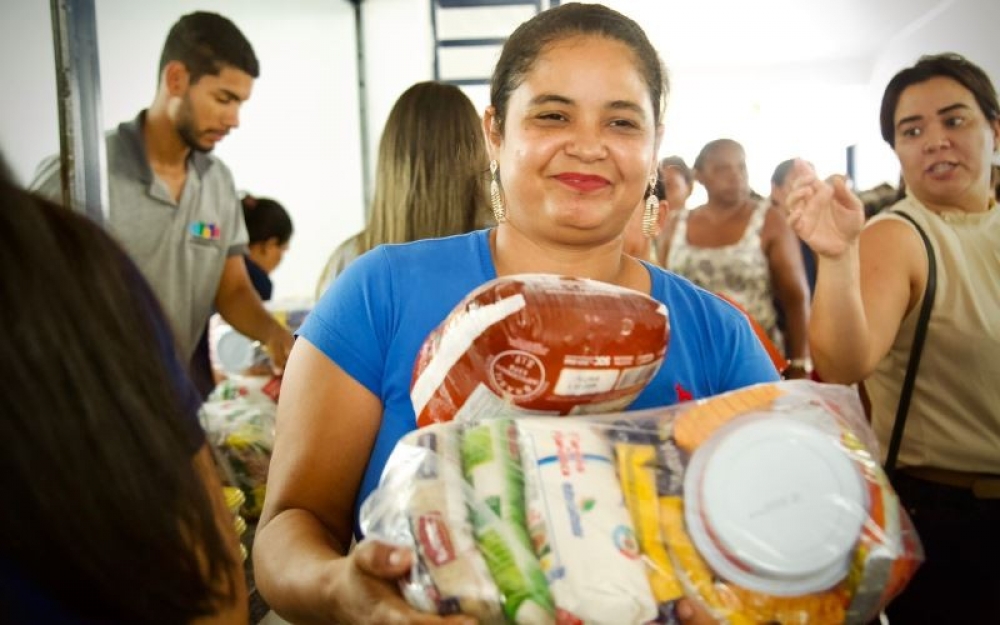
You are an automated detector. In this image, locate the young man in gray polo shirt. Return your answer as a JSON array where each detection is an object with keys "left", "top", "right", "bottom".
[{"left": 32, "top": 12, "right": 293, "bottom": 372}]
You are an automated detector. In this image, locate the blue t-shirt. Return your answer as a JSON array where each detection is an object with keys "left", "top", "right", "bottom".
[{"left": 298, "top": 229, "right": 778, "bottom": 537}]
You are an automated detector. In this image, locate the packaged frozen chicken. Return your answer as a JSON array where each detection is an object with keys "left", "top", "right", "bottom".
[
  {"left": 410, "top": 274, "right": 669, "bottom": 427},
  {"left": 360, "top": 381, "right": 922, "bottom": 624}
]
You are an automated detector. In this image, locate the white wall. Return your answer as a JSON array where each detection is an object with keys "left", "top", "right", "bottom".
[
  {"left": 0, "top": 0, "right": 59, "bottom": 187},
  {"left": 853, "top": 0, "right": 1000, "bottom": 190},
  {"left": 0, "top": 0, "right": 365, "bottom": 302},
  {"left": 661, "top": 62, "right": 869, "bottom": 206}
]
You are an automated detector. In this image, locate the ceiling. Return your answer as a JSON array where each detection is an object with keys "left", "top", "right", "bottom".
[{"left": 603, "top": 0, "right": 949, "bottom": 73}]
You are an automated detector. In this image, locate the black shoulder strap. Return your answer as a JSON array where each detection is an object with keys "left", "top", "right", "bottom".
[{"left": 883, "top": 210, "right": 937, "bottom": 476}]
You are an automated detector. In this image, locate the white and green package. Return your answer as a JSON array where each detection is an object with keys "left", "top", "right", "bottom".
[
  {"left": 400, "top": 425, "right": 504, "bottom": 623},
  {"left": 518, "top": 418, "right": 657, "bottom": 625},
  {"left": 462, "top": 419, "right": 555, "bottom": 625}
]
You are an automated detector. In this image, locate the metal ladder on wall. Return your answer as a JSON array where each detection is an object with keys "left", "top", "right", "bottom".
[{"left": 431, "top": 0, "right": 560, "bottom": 89}]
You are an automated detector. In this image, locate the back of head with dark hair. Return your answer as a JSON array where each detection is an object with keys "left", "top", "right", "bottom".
[
  {"left": 358, "top": 81, "right": 489, "bottom": 254},
  {"left": 0, "top": 167, "right": 236, "bottom": 621},
  {"left": 880, "top": 52, "right": 999, "bottom": 147},
  {"left": 653, "top": 175, "right": 666, "bottom": 200},
  {"left": 242, "top": 195, "right": 293, "bottom": 245},
  {"left": 659, "top": 155, "right": 693, "bottom": 186},
  {"left": 693, "top": 138, "right": 743, "bottom": 171},
  {"left": 771, "top": 159, "right": 796, "bottom": 187},
  {"left": 159, "top": 11, "right": 259, "bottom": 84},
  {"left": 490, "top": 2, "right": 669, "bottom": 132}
]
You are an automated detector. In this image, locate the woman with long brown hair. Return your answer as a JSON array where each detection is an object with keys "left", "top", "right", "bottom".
[{"left": 315, "top": 81, "right": 490, "bottom": 297}]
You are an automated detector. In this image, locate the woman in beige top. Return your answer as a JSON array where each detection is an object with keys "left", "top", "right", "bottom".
[{"left": 787, "top": 53, "right": 1000, "bottom": 622}]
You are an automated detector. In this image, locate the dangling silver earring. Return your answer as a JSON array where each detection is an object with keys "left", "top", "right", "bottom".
[
  {"left": 490, "top": 159, "right": 506, "bottom": 223},
  {"left": 642, "top": 174, "right": 659, "bottom": 237}
]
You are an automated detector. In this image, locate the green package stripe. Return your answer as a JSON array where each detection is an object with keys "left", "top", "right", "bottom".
[
  {"left": 462, "top": 425, "right": 496, "bottom": 469},
  {"left": 477, "top": 524, "right": 554, "bottom": 620},
  {"left": 462, "top": 420, "right": 553, "bottom": 621}
]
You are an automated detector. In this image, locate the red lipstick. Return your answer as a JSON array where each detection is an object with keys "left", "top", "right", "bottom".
[{"left": 554, "top": 172, "right": 610, "bottom": 192}]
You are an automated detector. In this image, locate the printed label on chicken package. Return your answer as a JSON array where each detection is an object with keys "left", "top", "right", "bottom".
[
  {"left": 552, "top": 368, "right": 620, "bottom": 397},
  {"left": 452, "top": 383, "right": 562, "bottom": 423}
]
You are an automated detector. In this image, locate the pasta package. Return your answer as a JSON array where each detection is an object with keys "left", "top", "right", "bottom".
[
  {"left": 410, "top": 274, "right": 669, "bottom": 427},
  {"left": 361, "top": 381, "right": 923, "bottom": 624},
  {"left": 614, "top": 439, "right": 685, "bottom": 622}
]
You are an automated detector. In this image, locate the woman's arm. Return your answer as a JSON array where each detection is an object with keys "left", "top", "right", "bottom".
[
  {"left": 762, "top": 206, "right": 811, "bottom": 369},
  {"left": 657, "top": 209, "right": 682, "bottom": 267},
  {"left": 787, "top": 170, "right": 923, "bottom": 383},
  {"left": 253, "top": 339, "right": 474, "bottom": 625}
]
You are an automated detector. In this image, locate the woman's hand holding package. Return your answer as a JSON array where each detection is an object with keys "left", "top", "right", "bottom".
[
  {"left": 334, "top": 541, "right": 477, "bottom": 625},
  {"left": 785, "top": 159, "right": 866, "bottom": 259}
]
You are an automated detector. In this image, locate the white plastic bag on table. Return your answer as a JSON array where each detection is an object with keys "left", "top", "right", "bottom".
[{"left": 201, "top": 376, "right": 276, "bottom": 518}]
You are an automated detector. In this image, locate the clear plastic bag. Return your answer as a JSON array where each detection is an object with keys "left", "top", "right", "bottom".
[
  {"left": 360, "top": 381, "right": 923, "bottom": 625},
  {"left": 201, "top": 377, "right": 277, "bottom": 518}
]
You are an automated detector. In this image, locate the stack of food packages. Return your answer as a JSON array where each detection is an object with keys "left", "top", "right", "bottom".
[
  {"left": 202, "top": 377, "right": 276, "bottom": 518},
  {"left": 363, "top": 382, "right": 922, "bottom": 625},
  {"left": 358, "top": 276, "right": 923, "bottom": 625},
  {"left": 223, "top": 486, "right": 250, "bottom": 561}
]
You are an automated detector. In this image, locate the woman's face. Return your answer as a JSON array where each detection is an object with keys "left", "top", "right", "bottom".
[
  {"left": 485, "top": 35, "right": 660, "bottom": 247},
  {"left": 697, "top": 143, "right": 749, "bottom": 206},
  {"left": 661, "top": 166, "right": 692, "bottom": 210},
  {"left": 254, "top": 237, "right": 289, "bottom": 274},
  {"left": 893, "top": 76, "right": 1000, "bottom": 209}
]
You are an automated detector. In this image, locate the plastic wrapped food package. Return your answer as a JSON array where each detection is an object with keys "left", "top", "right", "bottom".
[
  {"left": 411, "top": 274, "right": 670, "bottom": 427},
  {"left": 365, "top": 426, "right": 505, "bottom": 623},
  {"left": 201, "top": 377, "right": 277, "bottom": 518},
  {"left": 462, "top": 419, "right": 555, "bottom": 624},
  {"left": 208, "top": 300, "right": 310, "bottom": 375},
  {"left": 222, "top": 486, "right": 249, "bottom": 561},
  {"left": 361, "top": 381, "right": 923, "bottom": 625}
]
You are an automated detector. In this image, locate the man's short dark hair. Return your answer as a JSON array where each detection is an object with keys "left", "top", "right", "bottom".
[{"left": 158, "top": 12, "right": 259, "bottom": 84}]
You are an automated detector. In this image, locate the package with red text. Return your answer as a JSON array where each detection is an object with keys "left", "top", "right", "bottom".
[{"left": 410, "top": 274, "right": 669, "bottom": 427}]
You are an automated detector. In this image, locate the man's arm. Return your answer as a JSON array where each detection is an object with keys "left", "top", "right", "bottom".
[{"left": 214, "top": 255, "right": 293, "bottom": 370}]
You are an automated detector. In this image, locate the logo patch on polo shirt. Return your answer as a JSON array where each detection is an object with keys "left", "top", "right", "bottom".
[{"left": 189, "top": 221, "right": 221, "bottom": 241}]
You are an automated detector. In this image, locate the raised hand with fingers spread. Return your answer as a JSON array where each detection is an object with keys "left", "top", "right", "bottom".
[{"left": 785, "top": 160, "right": 866, "bottom": 260}]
